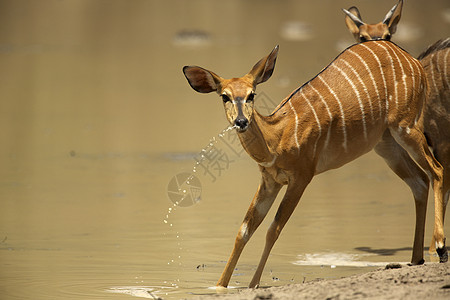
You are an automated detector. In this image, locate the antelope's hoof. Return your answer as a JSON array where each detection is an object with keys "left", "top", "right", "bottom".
[
  {"left": 436, "top": 238, "right": 448, "bottom": 263},
  {"left": 437, "top": 247, "right": 448, "bottom": 263},
  {"left": 407, "top": 259, "right": 424, "bottom": 266}
]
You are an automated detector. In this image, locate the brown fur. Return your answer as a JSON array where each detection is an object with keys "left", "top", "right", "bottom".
[{"left": 183, "top": 41, "right": 446, "bottom": 288}]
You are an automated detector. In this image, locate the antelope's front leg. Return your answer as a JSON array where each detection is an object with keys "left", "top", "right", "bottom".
[
  {"left": 249, "top": 176, "right": 311, "bottom": 288},
  {"left": 216, "top": 172, "right": 282, "bottom": 288}
]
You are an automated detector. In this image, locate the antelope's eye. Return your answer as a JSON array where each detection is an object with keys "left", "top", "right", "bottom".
[
  {"left": 385, "top": 34, "right": 391, "bottom": 41},
  {"left": 222, "top": 94, "right": 231, "bottom": 103},
  {"left": 246, "top": 93, "right": 255, "bottom": 102},
  {"left": 359, "top": 36, "right": 367, "bottom": 42}
]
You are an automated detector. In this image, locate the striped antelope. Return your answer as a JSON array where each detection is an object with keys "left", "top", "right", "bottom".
[
  {"left": 343, "top": 2, "right": 450, "bottom": 261},
  {"left": 343, "top": 0, "right": 403, "bottom": 42},
  {"left": 417, "top": 39, "right": 450, "bottom": 256},
  {"left": 183, "top": 40, "right": 446, "bottom": 288}
]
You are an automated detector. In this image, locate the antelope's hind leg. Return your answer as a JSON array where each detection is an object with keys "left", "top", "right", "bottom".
[
  {"left": 375, "top": 130, "right": 429, "bottom": 264},
  {"left": 429, "top": 190, "right": 450, "bottom": 256},
  {"left": 429, "top": 152, "right": 450, "bottom": 255},
  {"left": 389, "top": 125, "right": 447, "bottom": 262}
]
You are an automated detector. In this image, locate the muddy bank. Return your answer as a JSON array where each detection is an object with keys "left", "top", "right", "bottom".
[{"left": 194, "top": 263, "right": 449, "bottom": 300}]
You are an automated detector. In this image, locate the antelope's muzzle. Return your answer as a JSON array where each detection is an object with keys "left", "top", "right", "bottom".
[{"left": 234, "top": 117, "right": 249, "bottom": 132}]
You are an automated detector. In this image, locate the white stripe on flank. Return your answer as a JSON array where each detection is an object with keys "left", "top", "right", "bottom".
[
  {"left": 318, "top": 74, "right": 348, "bottom": 151},
  {"left": 301, "top": 93, "right": 321, "bottom": 156},
  {"left": 395, "top": 46, "right": 416, "bottom": 105},
  {"left": 411, "top": 57, "right": 425, "bottom": 99},
  {"left": 375, "top": 42, "right": 398, "bottom": 110},
  {"left": 429, "top": 54, "right": 439, "bottom": 96},
  {"left": 385, "top": 43, "right": 407, "bottom": 106},
  {"left": 308, "top": 82, "right": 332, "bottom": 150},
  {"left": 332, "top": 63, "right": 368, "bottom": 141},
  {"left": 341, "top": 58, "right": 374, "bottom": 122},
  {"left": 288, "top": 100, "right": 300, "bottom": 151},
  {"left": 408, "top": 58, "right": 423, "bottom": 126},
  {"left": 443, "top": 49, "right": 450, "bottom": 89},
  {"left": 360, "top": 43, "right": 389, "bottom": 119},
  {"left": 348, "top": 49, "right": 381, "bottom": 120}
]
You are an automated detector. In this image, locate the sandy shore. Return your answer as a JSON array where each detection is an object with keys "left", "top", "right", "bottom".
[{"left": 194, "top": 263, "right": 449, "bottom": 300}]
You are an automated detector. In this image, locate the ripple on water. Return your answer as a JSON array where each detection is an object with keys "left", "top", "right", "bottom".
[{"left": 106, "top": 285, "right": 176, "bottom": 299}]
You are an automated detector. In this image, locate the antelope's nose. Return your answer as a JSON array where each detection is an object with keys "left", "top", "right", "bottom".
[{"left": 235, "top": 117, "right": 249, "bottom": 131}]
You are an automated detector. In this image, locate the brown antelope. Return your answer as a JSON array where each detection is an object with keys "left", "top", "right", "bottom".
[
  {"left": 418, "top": 39, "right": 450, "bottom": 254},
  {"left": 343, "top": 0, "right": 403, "bottom": 42},
  {"left": 343, "top": 1, "right": 450, "bottom": 260},
  {"left": 183, "top": 40, "right": 446, "bottom": 288}
]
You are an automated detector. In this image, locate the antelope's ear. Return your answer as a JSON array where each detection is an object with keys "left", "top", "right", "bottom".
[
  {"left": 183, "top": 66, "right": 222, "bottom": 93},
  {"left": 343, "top": 7, "right": 364, "bottom": 35},
  {"left": 383, "top": 0, "right": 403, "bottom": 34},
  {"left": 249, "top": 45, "right": 279, "bottom": 85}
]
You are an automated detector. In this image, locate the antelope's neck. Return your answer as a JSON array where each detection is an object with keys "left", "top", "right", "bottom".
[{"left": 236, "top": 111, "right": 278, "bottom": 166}]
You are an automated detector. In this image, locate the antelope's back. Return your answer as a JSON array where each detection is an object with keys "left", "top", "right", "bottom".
[
  {"left": 286, "top": 40, "right": 427, "bottom": 174},
  {"left": 418, "top": 38, "right": 450, "bottom": 105},
  {"left": 418, "top": 38, "right": 450, "bottom": 154},
  {"left": 321, "top": 40, "right": 427, "bottom": 125}
]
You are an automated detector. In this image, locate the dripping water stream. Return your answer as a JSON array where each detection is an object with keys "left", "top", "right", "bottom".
[{"left": 162, "top": 125, "right": 239, "bottom": 291}]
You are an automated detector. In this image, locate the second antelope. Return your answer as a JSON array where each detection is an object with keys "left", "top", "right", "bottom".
[
  {"left": 183, "top": 40, "right": 446, "bottom": 288},
  {"left": 343, "top": 0, "right": 450, "bottom": 260},
  {"left": 343, "top": 0, "right": 403, "bottom": 42},
  {"left": 417, "top": 39, "right": 450, "bottom": 255}
]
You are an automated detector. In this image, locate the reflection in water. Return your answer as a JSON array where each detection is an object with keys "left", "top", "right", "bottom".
[
  {"left": 0, "top": 0, "right": 449, "bottom": 299},
  {"left": 280, "top": 21, "right": 314, "bottom": 41},
  {"left": 173, "top": 30, "right": 212, "bottom": 48}
]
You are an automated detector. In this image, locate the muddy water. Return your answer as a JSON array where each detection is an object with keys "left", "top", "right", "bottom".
[{"left": 1, "top": 0, "right": 449, "bottom": 299}]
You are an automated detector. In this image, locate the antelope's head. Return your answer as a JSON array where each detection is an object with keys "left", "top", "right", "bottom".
[
  {"left": 183, "top": 46, "right": 278, "bottom": 133},
  {"left": 343, "top": 0, "right": 403, "bottom": 42}
]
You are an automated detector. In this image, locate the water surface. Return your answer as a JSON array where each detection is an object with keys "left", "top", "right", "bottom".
[{"left": 1, "top": 0, "right": 449, "bottom": 299}]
